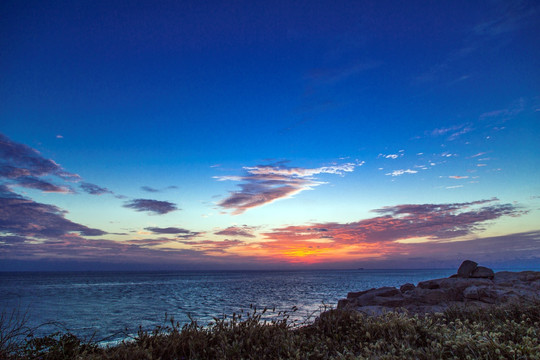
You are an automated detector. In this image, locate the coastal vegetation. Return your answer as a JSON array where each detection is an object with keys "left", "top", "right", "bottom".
[{"left": 1, "top": 301, "right": 539, "bottom": 359}]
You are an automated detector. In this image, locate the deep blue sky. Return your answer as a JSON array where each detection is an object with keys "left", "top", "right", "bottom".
[{"left": 1, "top": 0, "right": 539, "bottom": 270}]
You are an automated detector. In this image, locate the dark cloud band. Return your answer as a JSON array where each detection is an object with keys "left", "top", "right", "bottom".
[{"left": 123, "top": 198, "right": 179, "bottom": 215}]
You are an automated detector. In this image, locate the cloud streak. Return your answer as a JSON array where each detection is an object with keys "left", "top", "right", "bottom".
[
  {"left": 123, "top": 199, "right": 179, "bottom": 215},
  {"left": 14, "top": 176, "right": 74, "bottom": 193},
  {"left": 80, "top": 182, "right": 113, "bottom": 195},
  {"left": 1, "top": 133, "right": 117, "bottom": 198},
  {"left": 178, "top": 239, "right": 244, "bottom": 253},
  {"left": 427, "top": 124, "right": 472, "bottom": 140},
  {"left": 0, "top": 133, "right": 80, "bottom": 181},
  {"left": 0, "top": 188, "right": 106, "bottom": 239},
  {"left": 215, "top": 161, "right": 362, "bottom": 214},
  {"left": 144, "top": 226, "right": 200, "bottom": 239},
  {"left": 141, "top": 185, "right": 178, "bottom": 193},
  {"left": 215, "top": 226, "right": 256, "bottom": 238},
  {"left": 385, "top": 169, "right": 417, "bottom": 176},
  {"left": 256, "top": 198, "right": 525, "bottom": 261}
]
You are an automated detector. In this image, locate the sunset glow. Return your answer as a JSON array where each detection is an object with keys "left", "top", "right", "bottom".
[{"left": 1, "top": 0, "right": 539, "bottom": 271}]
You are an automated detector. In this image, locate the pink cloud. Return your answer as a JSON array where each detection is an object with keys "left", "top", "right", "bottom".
[
  {"left": 263, "top": 198, "right": 523, "bottom": 246},
  {"left": 215, "top": 161, "right": 362, "bottom": 214},
  {"left": 215, "top": 226, "right": 256, "bottom": 238}
]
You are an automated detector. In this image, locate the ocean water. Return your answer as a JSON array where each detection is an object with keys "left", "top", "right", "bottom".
[{"left": 0, "top": 269, "right": 455, "bottom": 343}]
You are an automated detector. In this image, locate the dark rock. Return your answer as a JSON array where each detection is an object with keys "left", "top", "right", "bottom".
[
  {"left": 400, "top": 283, "right": 415, "bottom": 292},
  {"left": 336, "top": 260, "right": 540, "bottom": 316},
  {"left": 346, "top": 287, "right": 402, "bottom": 308},
  {"left": 416, "top": 288, "right": 458, "bottom": 305},
  {"left": 337, "top": 299, "right": 349, "bottom": 308},
  {"left": 370, "top": 287, "right": 400, "bottom": 297},
  {"left": 519, "top": 271, "right": 540, "bottom": 282},
  {"left": 463, "top": 285, "right": 480, "bottom": 300},
  {"left": 471, "top": 266, "right": 495, "bottom": 279},
  {"left": 439, "top": 277, "right": 492, "bottom": 292},
  {"left": 347, "top": 288, "right": 374, "bottom": 299},
  {"left": 457, "top": 260, "right": 478, "bottom": 278},
  {"left": 417, "top": 278, "right": 443, "bottom": 289}
]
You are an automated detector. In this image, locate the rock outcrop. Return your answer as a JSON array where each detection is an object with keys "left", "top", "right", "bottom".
[{"left": 337, "top": 260, "right": 540, "bottom": 315}]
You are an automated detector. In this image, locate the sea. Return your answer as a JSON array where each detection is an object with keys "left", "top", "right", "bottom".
[{"left": 0, "top": 269, "right": 457, "bottom": 344}]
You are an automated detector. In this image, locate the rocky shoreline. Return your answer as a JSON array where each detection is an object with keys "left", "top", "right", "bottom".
[{"left": 337, "top": 260, "right": 540, "bottom": 315}]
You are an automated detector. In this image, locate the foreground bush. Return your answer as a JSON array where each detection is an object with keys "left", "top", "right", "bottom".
[{"left": 2, "top": 302, "right": 539, "bottom": 359}]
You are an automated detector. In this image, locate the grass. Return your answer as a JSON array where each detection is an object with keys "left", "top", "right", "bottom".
[{"left": 2, "top": 302, "right": 539, "bottom": 359}]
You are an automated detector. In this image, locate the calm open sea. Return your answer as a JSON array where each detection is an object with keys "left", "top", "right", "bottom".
[{"left": 0, "top": 269, "right": 456, "bottom": 343}]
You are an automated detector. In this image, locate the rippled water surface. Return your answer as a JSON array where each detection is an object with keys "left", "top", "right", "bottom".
[{"left": 1, "top": 269, "right": 455, "bottom": 342}]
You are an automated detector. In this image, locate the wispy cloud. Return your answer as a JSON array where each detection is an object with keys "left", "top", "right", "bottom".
[
  {"left": 474, "top": 1, "right": 540, "bottom": 36},
  {"left": 470, "top": 152, "right": 488, "bottom": 158},
  {"left": 256, "top": 198, "right": 524, "bottom": 261},
  {"left": 448, "top": 126, "right": 473, "bottom": 140},
  {"left": 378, "top": 152, "right": 404, "bottom": 160},
  {"left": 141, "top": 185, "right": 178, "bottom": 193},
  {"left": 80, "top": 182, "right": 113, "bottom": 195},
  {"left": 479, "top": 98, "right": 526, "bottom": 123},
  {"left": 125, "top": 238, "right": 175, "bottom": 247},
  {"left": 141, "top": 186, "right": 160, "bottom": 193},
  {"left": 0, "top": 133, "right": 80, "bottom": 181},
  {"left": 144, "top": 226, "right": 200, "bottom": 239},
  {"left": 14, "top": 176, "right": 74, "bottom": 193},
  {"left": 123, "top": 199, "right": 179, "bottom": 215},
  {"left": 427, "top": 124, "right": 473, "bottom": 140},
  {"left": 0, "top": 187, "right": 106, "bottom": 239},
  {"left": 385, "top": 169, "right": 417, "bottom": 176},
  {"left": 215, "top": 226, "right": 256, "bottom": 238},
  {"left": 178, "top": 239, "right": 244, "bottom": 253},
  {"left": 449, "top": 175, "right": 469, "bottom": 179},
  {"left": 145, "top": 227, "right": 191, "bottom": 234},
  {"left": 215, "top": 161, "right": 362, "bottom": 214},
  {"left": 1, "top": 133, "right": 118, "bottom": 199}
]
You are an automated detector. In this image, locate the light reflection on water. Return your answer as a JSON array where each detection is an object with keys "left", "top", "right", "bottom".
[{"left": 0, "top": 269, "right": 454, "bottom": 342}]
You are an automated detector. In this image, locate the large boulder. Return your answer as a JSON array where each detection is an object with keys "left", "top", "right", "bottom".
[
  {"left": 336, "top": 261, "right": 540, "bottom": 315},
  {"left": 457, "top": 260, "right": 478, "bottom": 278},
  {"left": 471, "top": 266, "right": 495, "bottom": 279}
]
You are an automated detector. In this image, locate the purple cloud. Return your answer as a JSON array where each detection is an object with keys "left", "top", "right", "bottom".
[
  {"left": 145, "top": 226, "right": 191, "bottom": 234},
  {"left": 371, "top": 198, "right": 497, "bottom": 216},
  {"left": 1, "top": 133, "right": 111, "bottom": 197},
  {"left": 15, "top": 176, "right": 74, "bottom": 193},
  {"left": 0, "top": 133, "right": 79, "bottom": 180},
  {"left": 80, "top": 182, "right": 113, "bottom": 195},
  {"left": 0, "top": 165, "right": 31, "bottom": 178},
  {"left": 125, "top": 238, "right": 174, "bottom": 246},
  {"left": 263, "top": 198, "right": 525, "bottom": 245},
  {"left": 145, "top": 226, "right": 200, "bottom": 239},
  {"left": 177, "top": 239, "right": 244, "bottom": 253},
  {"left": 123, "top": 198, "right": 179, "bottom": 215},
  {"left": 215, "top": 226, "right": 256, "bottom": 238},
  {"left": 0, "top": 189, "right": 106, "bottom": 239},
  {"left": 215, "top": 161, "right": 362, "bottom": 214}
]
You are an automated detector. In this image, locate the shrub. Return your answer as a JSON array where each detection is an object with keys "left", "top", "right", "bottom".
[{"left": 3, "top": 302, "right": 539, "bottom": 359}]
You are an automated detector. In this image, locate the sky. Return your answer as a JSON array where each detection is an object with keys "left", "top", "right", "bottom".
[{"left": 1, "top": 0, "right": 539, "bottom": 271}]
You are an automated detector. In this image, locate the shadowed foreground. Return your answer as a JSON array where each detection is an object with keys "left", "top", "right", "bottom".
[{"left": 1, "top": 301, "right": 539, "bottom": 360}]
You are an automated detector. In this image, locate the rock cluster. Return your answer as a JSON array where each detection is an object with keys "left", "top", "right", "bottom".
[{"left": 337, "top": 260, "right": 540, "bottom": 315}]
